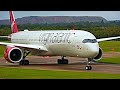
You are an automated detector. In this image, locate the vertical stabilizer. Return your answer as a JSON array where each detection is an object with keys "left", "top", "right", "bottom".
[{"left": 9, "top": 11, "right": 19, "bottom": 33}]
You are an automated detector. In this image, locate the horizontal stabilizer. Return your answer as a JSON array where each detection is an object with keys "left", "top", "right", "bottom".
[{"left": 0, "top": 36, "right": 9, "bottom": 38}]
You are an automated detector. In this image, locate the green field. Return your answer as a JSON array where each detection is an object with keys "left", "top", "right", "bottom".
[
  {"left": 0, "top": 41, "right": 120, "bottom": 79},
  {"left": 98, "top": 56, "right": 120, "bottom": 64},
  {"left": 0, "top": 46, "right": 5, "bottom": 57},
  {"left": 0, "top": 66, "right": 120, "bottom": 79},
  {"left": 99, "top": 41, "right": 120, "bottom": 52}
]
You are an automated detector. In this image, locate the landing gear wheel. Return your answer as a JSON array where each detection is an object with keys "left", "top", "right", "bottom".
[
  {"left": 63, "top": 59, "right": 68, "bottom": 64},
  {"left": 85, "top": 66, "right": 92, "bottom": 70},
  {"left": 19, "top": 60, "right": 24, "bottom": 65},
  {"left": 85, "top": 58, "right": 93, "bottom": 70},
  {"left": 58, "top": 59, "right": 68, "bottom": 64},
  {"left": 19, "top": 49, "right": 30, "bottom": 65},
  {"left": 19, "top": 60, "right": 29, "bottom": 65},
  {"left": 24, "top": 60, "right": 29, "bottom": 65}
]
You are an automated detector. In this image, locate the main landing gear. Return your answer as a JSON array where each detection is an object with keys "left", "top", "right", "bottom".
[
  {"left": 85, "top": 58, "right": 93, "bottom": 70},
  {"left": 57, "top": 56, "right": 68, "bottom": 64},
  {"left": 19, "top": 50, "right": 31, "bottom": 65},
  {"left": 57, "top": 56, "right": 93, "bottom": 70}
]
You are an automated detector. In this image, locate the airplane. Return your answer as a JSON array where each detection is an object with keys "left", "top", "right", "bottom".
[{"left": 0, "top": 11, "right": 120, "bottom": 70}]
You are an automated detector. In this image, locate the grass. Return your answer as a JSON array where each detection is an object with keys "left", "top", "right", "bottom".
[
  {"left": 98, "top": 56, "right": 120, "bottom": 64},
  {"left": 99, "top": 41, "right": 120, "bottom": 52},
  {"left": 0, "top": 46, "right": 5, "bottom": 57},
  {"left": 1, "top": 67, "right": 120, "bottom": 79},
  {"left": 98, "top": 41, "right": 120, "bottom": 64}
]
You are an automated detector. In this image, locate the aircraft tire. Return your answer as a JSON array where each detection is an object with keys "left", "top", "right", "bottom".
[
  {"left": 63, "top": 59, "right": 68, "bottom": 64},
  {"left": 58, "top": 59, "right": 68, "bottom": 64},
  {"left": 24, "top": 60, "right": 29, "bottom": 65},
  {"left": 85, "top": 66, "right": 92, "bottom": 70},
  {"left": 19, "top": 60, "right": 29, "bottom": 65}
]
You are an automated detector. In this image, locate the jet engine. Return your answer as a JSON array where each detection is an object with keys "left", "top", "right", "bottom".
[
  {"left": 4, "top": 46, "right": 23, "bottom": 63},
  {"left": 93, "top": 47, "right": 103, "bottom": 61}
]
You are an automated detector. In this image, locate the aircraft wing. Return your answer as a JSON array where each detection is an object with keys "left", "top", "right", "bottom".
[
  {"left": 97, "top": 36, "right": 120, "bottom": 42},
  {"left": 0, "top": 42, "right": 48, "bottom": 51},
  {"left": 0, "top": 36, "right": 9, "bottom": 38}
]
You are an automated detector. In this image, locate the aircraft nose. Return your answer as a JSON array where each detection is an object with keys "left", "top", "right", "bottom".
[
  {"left": 91, "top": 47, "right": 99, "bottom": 54},
  {"left": 88, "top": 44, "right": 99, "bottom": 57}
]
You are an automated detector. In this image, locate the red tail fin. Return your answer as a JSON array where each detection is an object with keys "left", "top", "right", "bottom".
[{"left": 9, "top": 11, "right": 19, "bottom": 33}]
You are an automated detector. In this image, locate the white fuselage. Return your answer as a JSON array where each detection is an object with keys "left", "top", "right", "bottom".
[{"left": 11, "top": 30, "right": 100, "bottom": 58}]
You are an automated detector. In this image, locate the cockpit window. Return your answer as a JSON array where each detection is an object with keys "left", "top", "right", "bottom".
[{"left": 82, "top": 39, "right": 97, "bottom": 43}]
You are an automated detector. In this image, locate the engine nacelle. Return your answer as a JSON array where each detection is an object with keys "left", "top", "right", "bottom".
[
  {"left": 93, "top": 47, "right": 103, "bottom": 61},
  {"left": 4, "top": 46, "right": 23, "bottom": 63}
]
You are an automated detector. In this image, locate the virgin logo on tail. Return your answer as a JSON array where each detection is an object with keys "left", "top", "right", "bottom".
[{"left": 9, "top": 11, "right": 19, "bottom": 33}]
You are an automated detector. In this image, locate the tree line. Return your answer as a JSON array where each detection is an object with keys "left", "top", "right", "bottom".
[{"left": 0, "top": 21, "right": 120, "bottom": 41}]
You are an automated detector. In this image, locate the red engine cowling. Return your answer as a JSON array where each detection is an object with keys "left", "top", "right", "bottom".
[{"left": 4, "top": 46, "right": 23, "bottom": 63}]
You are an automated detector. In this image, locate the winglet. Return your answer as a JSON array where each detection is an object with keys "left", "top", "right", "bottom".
[{"left": 9, "top": 11, "right": 19, "bottom": 33}]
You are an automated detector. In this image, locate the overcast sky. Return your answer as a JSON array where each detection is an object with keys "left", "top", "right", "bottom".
[{"left": 0, "top": 11, "right": 120, "bottom": 21}]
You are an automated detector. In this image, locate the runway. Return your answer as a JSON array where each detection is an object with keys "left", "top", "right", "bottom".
[{"left": 0, "top": 52, "right": 120, "bottom": 74}]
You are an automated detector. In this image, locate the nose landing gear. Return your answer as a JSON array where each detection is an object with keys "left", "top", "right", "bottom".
[{"left": 85, "top": 58, "right": 92, "bottom": 70}]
